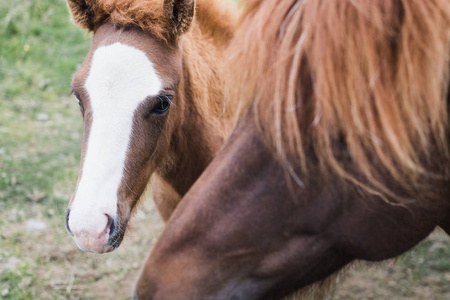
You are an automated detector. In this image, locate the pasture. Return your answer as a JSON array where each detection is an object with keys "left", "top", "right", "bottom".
[{"left": 0, "top": 0, "right": 448, "bottom": 299}]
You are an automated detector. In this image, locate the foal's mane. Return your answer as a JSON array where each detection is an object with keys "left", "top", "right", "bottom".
[
  {"left": 68, "top": 0, "right": 236, "bottom": 47},
  {"left": 228, "top": 0, "right": 450, "bottom": 203}
]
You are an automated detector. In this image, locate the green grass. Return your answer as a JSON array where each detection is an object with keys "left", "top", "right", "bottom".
[
  {"left": 0, "top": 0, "right": 90, "bottom": 206},
  {"left": 0, "top": 0, "right": 90, "bottom": 298},
  {"left": 0, "top": 0, "right": 90, "bottom": 100},
  {"left": 397, "top": 231, "right": 450, "bottom": 293},
  {"left": 335, "top": 229, "right": 450, "bottom": 299}
]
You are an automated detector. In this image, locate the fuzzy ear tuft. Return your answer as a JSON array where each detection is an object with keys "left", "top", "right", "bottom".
[
  {"left": 66, "top": 0, "right": 96, "bottom": 31},
  {"left": 163, "top": 0, "right": 195, "bottom": 40}
]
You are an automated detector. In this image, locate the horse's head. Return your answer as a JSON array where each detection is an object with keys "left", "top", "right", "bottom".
[
  {"left": 65, "top": 0, "right": 195, "bottom": 253},
  {"left": 133, "top": 0, "right": 450, "bottom": 298}
]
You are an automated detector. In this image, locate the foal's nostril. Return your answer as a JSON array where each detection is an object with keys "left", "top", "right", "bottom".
[
  {"left": 65, "top": 209, "right": 74, "bottom": 236},
  {"left": 106, "top": 214, "right": 118, "bottom": 238},
  {"left": 107, "top": 215, "right": 128, "bottom": 250}
]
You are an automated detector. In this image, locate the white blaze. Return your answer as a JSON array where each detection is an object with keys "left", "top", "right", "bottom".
[{"left": 69, "top": 43, "right": 162, "bottom": 235}]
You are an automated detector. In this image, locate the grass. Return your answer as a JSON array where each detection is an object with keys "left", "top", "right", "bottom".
[
  {"left": 0, "top": 0, "right": 89, "bottom": 100},
  {"left": 0, "top": 0, "right": 93, "bottom": 298},
  {"left": 0, "top": 0, "right": 89, "bottom": 207},
  {"left": 0, "top": 0, "right": 449, "bottom": 299},
  {"left": 334, "top": 229, "right": 450, "bottom": 299}
]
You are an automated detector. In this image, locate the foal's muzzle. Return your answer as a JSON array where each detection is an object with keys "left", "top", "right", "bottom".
[{"left": 65, "top": 208, "right": 124, "bottom": 253}]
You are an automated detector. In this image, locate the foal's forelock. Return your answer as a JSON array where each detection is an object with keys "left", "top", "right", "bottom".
[{"left": 68, "top": 42, "right": 162, "bottom": 235}]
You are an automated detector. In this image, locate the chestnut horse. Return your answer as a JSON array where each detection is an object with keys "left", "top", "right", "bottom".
[
  {"left": 64, "top": 0, "right": 236, "bottom": 253},
  {"left": 135, "top": 0, "right": 450, "bottom": 299}
]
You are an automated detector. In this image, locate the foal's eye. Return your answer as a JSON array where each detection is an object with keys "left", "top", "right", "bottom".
[
  {"left": 151, "top": 95, "right": 172, "bottom": 114},
  {"left": 73, "top": 93, "right": 84, "bottom": 115},
  {"left": 74, "top": 95, "right": 81, "bottom": 106}
]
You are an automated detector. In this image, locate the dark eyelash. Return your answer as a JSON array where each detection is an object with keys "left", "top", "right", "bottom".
[{"left": 71, "top": 90, "right": 84, "bottom": 115}]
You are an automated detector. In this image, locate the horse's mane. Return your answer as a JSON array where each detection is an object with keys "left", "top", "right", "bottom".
[
  {"left": 228, "top": 0, "right": 450, "bottom": 203},
  {"left": 68, "top": 0, "right": 236, "bottom": 46}
]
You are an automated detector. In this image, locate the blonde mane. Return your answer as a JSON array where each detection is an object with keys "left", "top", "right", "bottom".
[{"left": 228, "top": 0, "right": 450, "bottom": 203}]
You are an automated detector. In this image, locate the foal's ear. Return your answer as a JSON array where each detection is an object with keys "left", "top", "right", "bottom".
[
  {"left": 66, "top": 0, "right": 96, "bottom": 31},
  {"left": 164, "top": 0, "right": 195, "bottom": 39}
]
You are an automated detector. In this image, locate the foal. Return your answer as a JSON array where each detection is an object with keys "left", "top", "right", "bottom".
[{"left": 64, "top": 0, "right": 236, "bottom": 253}]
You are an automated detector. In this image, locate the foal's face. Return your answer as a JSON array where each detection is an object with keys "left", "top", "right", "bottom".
[{"left": 66, "top": 23, "right": 181, "bottom": 253}]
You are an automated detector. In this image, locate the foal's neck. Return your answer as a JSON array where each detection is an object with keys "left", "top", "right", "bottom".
[
  {"left": 155, "top": 2, "right": 236, "bottom": 197},
  {"left": 162, "top": 109, "right": 225, "bottom": 197},
  {"left": 157, "top": 42, "right": 229, "bottom": 197}
]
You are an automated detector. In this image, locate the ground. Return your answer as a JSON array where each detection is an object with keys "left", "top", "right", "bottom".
[{"left": 0, "top": 0, "right": 449, "bottom": 299}]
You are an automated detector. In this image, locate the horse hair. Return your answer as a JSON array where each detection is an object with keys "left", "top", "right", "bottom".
[
  {"left": 67, "top": 0, "right": 236, "bottom": 46},
  {"left": 227, "top": 0, "right": 450, "bottom": 204}
]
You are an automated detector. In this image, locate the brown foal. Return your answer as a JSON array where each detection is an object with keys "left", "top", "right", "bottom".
[{"left": 64, "top": 0, "right": 236, "bottom": 253}]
